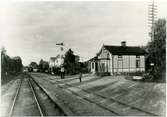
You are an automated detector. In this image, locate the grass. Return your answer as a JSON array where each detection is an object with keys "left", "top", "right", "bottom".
[{"left": 1, "top": 73, "right": 22, "bottom": 85}]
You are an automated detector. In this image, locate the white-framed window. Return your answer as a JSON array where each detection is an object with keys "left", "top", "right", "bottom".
[
  {"left": 107, "top": 53, "right": 110, "bottom": 58},
  {"left": 118, "top": 55, "right": 123, "bottom": 61},
  {"left": 136, "top": 60, "right": 140, "bottom": 68},
  {"left": 136, "top": 56, "right": 140, "bottom": 68},
  {"left": 102, "top": 63, "right": 105, "bottom": 72}
]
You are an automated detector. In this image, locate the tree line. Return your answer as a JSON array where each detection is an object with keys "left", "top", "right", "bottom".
[
  {"left": 1, "top": 47, "right": 23, "bottom": 79},
  {"left": 28, "top": 59, "right": 49, "bottom": 72},
  {"left": 145, "top": 18, "right": 166, "bottom": 81}
]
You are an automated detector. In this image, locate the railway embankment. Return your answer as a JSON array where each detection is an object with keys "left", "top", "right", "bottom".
[{"left": 30, "top": 72, "right": 166, "bottom": 116}]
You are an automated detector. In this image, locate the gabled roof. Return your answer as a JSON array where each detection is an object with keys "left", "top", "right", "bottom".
[
  {"left": 104, "top": 45, "right": 147, "bottom": 55},
  {"left": 88, "top": 56, "right": 98, "bottom": 62},
  {"left": 50, "top": 55, "right": 60, "bottom": 61},
  {"left": 50, "top": 57, "right": 57, "bottom": 61},
  {"left": 42, "top": 61, "right": 49, "bottom": 65}
]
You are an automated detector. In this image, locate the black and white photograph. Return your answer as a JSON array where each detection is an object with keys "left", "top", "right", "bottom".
[{"left": 1, "top": 0, "right": 166, "bottom": 116}]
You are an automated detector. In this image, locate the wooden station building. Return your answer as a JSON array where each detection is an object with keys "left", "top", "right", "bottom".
[{"left": 88, "top": 41, "right": 147, "bottom": 75}]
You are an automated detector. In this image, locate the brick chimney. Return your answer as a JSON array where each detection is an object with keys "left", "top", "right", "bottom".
[{"left": 121, "top": 41, "right": 126, "bottom": 47}]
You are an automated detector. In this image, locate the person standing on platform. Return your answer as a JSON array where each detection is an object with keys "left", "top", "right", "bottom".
[
  {"left": 60, "top": 66, "right": 65, "bottom": 79},
  {"left": 79, "top": 66, "right": 82, "bottom": 82},
  {"left": 79, "top": 71, "right": 82, "bottom": 82}
]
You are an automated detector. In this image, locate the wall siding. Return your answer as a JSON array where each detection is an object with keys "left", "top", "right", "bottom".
[
  {"left": 129, "top": 56, "right": 136, "bottom": 69},
  {"left": 112, "top": 55, "right": 145, "bottom": 73},
  {"left": 113, "top": 55, "right": 118, "bottom": 71},
  {"left": 97, "top": 47, "right": 111, "bottom": 73},
  {"left": 123, "top": 56, "right": 129, "bottom": 69}
]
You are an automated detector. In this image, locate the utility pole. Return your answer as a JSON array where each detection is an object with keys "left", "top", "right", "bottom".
[
  {"left": 148, "top": 0, "right": 157, "bottom": 41},
  {"left": 148, "top": 0, "right": 157, "bottom": 70}
]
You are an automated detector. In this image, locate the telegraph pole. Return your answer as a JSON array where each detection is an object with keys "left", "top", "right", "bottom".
[
  {"left": 148, "top": 0, "right": 157, "bottom": 41},
  {"left": 148, "top": 0, "right": 157, "bottom": 71}
]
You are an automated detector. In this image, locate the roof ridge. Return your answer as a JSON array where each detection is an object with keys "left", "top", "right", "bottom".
[
  {"left": 103, "top": 45, "right": 147, "bottom": 55},
  {"left": 104, "top": 45, "right": 141, "bottom": 48}
]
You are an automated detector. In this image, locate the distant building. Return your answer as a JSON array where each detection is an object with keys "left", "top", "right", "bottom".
[
  {"left": 49, "top": 57, "right": 57, "bottom": 68},
  {"left": 88, "top": 41, "right": 147, "bottom": 75},
  {"left": 49, "top": 54, "right": 64, "bottom": 73}
]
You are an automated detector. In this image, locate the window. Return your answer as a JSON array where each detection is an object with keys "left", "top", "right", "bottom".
[
  {"left": 118, "top": 55, "right": 122, "bottom": 58},
  {"left": 107, "top": 53, "right": 110, "bottom": 59},
  {"left": 102, "top": 63, "right": 105, "bottom": 72},
  {"left": 118, "top": 55, "right": 123, "bottom": 61},
  {"left": 136, "top": 60, "right": 140, "bottom": 68},
  {"left": 136, "top": 56, "right": 140, "bottom": 68},
  {"left": 136, "top": 55, "right": 140, "bottom": 59}
]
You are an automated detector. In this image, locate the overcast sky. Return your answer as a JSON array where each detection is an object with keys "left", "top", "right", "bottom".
[{"left": 1, "top": 1, "right": 166, "bottom": 66}]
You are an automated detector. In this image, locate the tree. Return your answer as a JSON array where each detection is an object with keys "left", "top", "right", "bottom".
[
  {"left": 12, "top": 56, "right": 23, "bottom": 73},
  {"left": 1, "top": 47, "right": 23, "bottom": 79},
  {"left": 39, "top": 59, "right": 44, "bottom": 71},
  {"left": 64, "top": 49, "right": 75, "bottom": 74},
  {"left": 42, "top": 61, "right": 49, "bottom": 72},
  {"left": 64, "top": 49, "right": 81, "bottom": 75},
  {"left": 146, "top": 18, "right": 166, "bottom": 81},
  {"left": 1, "top": 46, "right": 6, "bottom": 55},
  {"left": 64, "top": 49, "right": 75, "bottom": 64},
  {"left": 38, "top": 59, "right": 49, "bottom": 72},
  {"left": 29, "top": 62, "right": 38, "bottom": 69},
  {"left": 1, "top": 48, "right": 10, "bottom": 76}
]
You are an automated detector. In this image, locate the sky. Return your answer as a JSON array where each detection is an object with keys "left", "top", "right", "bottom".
[{"left": 1, "top": 1, "right": 166, "bottom": 66}]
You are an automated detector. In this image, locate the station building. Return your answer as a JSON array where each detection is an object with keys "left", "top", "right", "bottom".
[
  {"left": 88, "top": 41, "right": 147, "bottom": 75},
  {"left": 49, "top": 54, "right": 64, "bottom": 73}
]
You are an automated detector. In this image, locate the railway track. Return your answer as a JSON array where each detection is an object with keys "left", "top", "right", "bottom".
[
  {"left": 8, "top": 79, "right": 22, "bottom": 117},
  {"left": 55, "top": 80, "right": 158, "bottom": 116},
  {"left": 29, "top": 77, "right": 68, "bottom": 116},
  {"left": 8, "top": 78, "right": 43, "bottom": 117},
  {"left": 8, "top": 75, "right": 66, "bottom": 117}
]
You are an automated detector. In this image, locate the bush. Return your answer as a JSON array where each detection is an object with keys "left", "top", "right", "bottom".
[
  {"left": 143, "top": 72, "right": 154, "bottom": 81},
  {"left": 143, "top": 67, "right": 166, "bottom": 82}
]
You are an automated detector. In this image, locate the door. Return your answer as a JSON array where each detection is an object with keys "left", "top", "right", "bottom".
[{"left": 95, "top": 62, "right": 98, "bottom": 72}]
